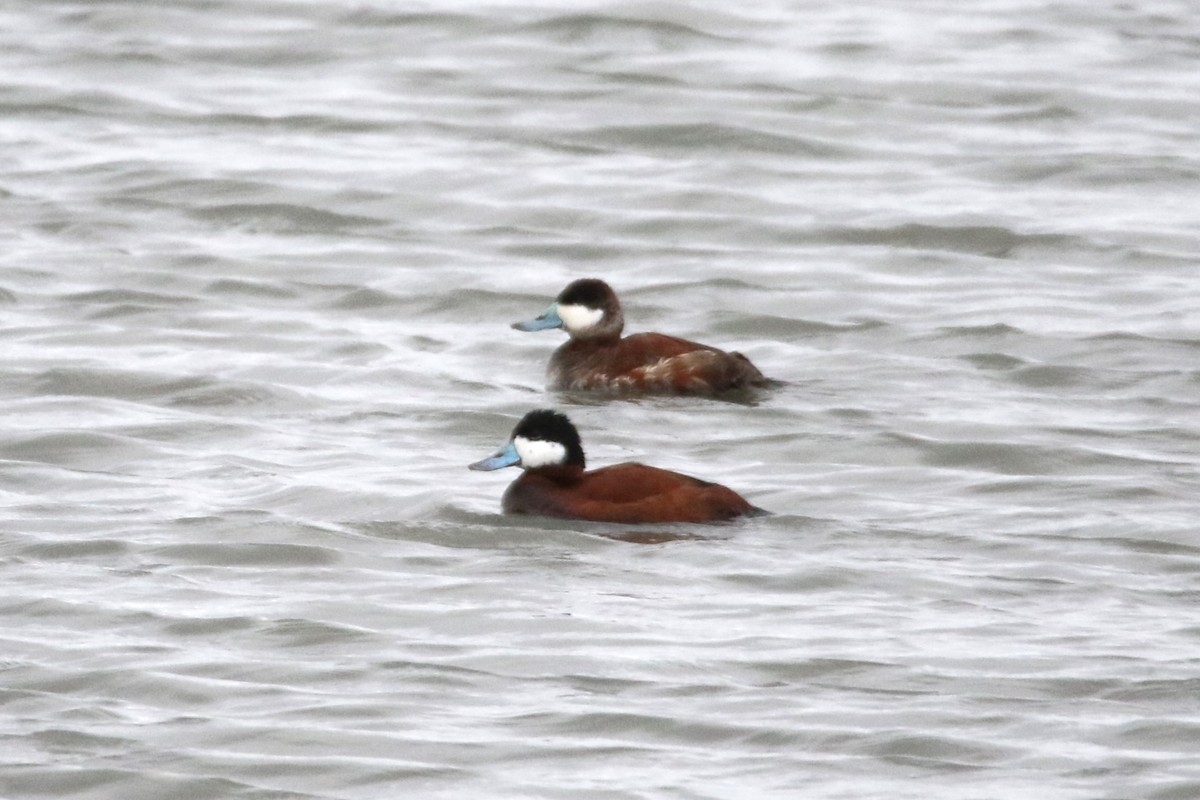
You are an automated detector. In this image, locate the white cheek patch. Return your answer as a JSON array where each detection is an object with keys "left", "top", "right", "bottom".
[
  {"left": 513, "top": 436, "right": 568, "bottom": 468},
  {"left": 556, "top": 303, "right": 604, "bottom": 334}
]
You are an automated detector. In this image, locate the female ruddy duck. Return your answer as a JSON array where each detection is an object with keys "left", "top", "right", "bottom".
[
  {"left": 469, "top": 409, "right": 764, "bottom": 524},
  {"left": 512, "top": 278, "right": 771, "bottom": 395}
]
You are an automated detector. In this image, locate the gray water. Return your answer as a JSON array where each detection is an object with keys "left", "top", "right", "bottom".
[{"left": 3, "top": 1, "right": 1199, "bottom": 798}]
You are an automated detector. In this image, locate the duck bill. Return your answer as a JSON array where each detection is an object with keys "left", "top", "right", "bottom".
[
  {"left": 468, "top": 441, "right": 521, "bottom": 471},
  {"left": 511, "top": 305, "right": 563, "bottom": 332}
]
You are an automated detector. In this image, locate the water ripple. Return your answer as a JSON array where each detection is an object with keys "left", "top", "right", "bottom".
[{"left": 2, "top": 1, "right": 1199, "bottom": 799}]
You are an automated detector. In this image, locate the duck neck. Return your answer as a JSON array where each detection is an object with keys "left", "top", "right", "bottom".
[{"left": 527, "top": 464, "right": 585, "bottom": 484}]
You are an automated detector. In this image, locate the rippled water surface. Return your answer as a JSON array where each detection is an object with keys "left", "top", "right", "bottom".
[{"left": 3, "top": 1, "right": 1200, "bottom": 798}]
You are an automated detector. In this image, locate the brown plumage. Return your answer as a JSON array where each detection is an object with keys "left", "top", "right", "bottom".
[
  {"left": 470, "top": 409, "right": 765, "bottom": 524},
  {"left": 502, "top": 462, "right": 758, "bottom": 524},
  {"left": 513, "top": 278, "right": 771, "bottom": 395}
]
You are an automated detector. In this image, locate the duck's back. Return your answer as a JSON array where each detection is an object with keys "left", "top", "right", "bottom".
[
  {"left": 504, "top": 462, "right": 757, "bottom": 523},
  {"left": 550, "top": 333, "right": 766, "bottom": 394}
]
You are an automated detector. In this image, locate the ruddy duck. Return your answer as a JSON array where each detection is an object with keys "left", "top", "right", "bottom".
[
  {"left": 512, "top": 278, "right": 771, "bottom": 395},
  {"left": 469, "top": 409, "right": 764, "bottom": 524}
]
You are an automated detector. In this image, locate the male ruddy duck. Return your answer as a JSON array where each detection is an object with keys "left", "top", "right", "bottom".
[
  {"left": 469, "top": 409, "right": 764, "bottom": 524},
  {"left": 512, "top": 278, "right": 771, "bottom": 395}
]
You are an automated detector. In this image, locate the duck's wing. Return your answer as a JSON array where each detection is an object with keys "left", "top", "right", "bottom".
[{"left": 618, "top": 336, "right": 767, "bottom": 393}]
